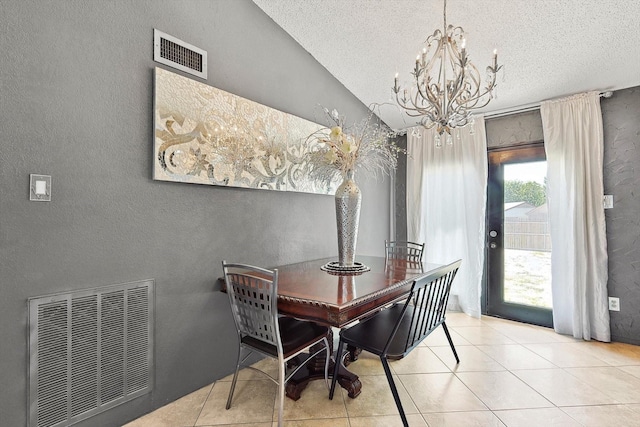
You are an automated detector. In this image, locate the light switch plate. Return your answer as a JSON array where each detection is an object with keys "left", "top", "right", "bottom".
[
  {"left": 604, "top": 195, "right": 614, "bottom": 209},
  {"left": 29, "top": 174, "right": 51, "bottom": 201}
]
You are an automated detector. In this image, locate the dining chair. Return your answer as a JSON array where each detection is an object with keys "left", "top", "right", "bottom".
[
  {"left": 329, "top": 259, "right": 462, "bottom": 427},
  {"left": 385, "top": 240, "right": 426, "bottom": 309},
  {"left": 385, "top": 240, "right": 425, "bottom": 263},
  {"left": 222, "top": 261, "right": 331, "bottom": 427}
]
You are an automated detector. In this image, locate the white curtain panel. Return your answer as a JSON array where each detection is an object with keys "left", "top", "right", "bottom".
[
  {"left": 406, "top": 119, "right": 488, "bottom": 317},
  {"left": 540, "top": 92, "right": 610, "bottom": 342}
]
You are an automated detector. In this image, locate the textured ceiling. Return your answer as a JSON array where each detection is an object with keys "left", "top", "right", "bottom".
[{"left": 252, "top": 0, "right": 640, "bottom": 130}]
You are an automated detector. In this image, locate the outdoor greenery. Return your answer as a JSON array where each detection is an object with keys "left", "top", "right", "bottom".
[{"left": 504, "top": 180, "right": 546, "bottom": 207}]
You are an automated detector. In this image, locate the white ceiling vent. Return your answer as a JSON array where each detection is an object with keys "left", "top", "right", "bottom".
[{"left": 154, "top": 29, "right": 207, "bottom": 79}]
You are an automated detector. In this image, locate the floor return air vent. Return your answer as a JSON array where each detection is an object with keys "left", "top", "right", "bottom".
[{"left": 28, "top": 280, "right": 154, "bottom": 427}]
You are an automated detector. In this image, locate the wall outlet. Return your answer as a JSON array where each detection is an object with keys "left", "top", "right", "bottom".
[{"left": 608, "top": 296, "right": 620, "bottom": 311}]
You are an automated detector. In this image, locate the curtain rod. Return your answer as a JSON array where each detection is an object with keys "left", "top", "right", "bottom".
[
  {"left": 393, "top": 91, "right": 614, "bottom": 134},
  {"left": 484, "top": 90, "right": 614, "bottom": 120}
]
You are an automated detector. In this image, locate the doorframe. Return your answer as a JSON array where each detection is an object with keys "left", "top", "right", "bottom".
[{"left": 483, "top": 142, "right": 553, "bottom": 327}]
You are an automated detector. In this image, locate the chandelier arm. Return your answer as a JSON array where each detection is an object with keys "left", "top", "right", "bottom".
[
  {"left": 419, "top": 79, "right": 440, "bottom": 112},
  {"left": 411, "top": 64, "right": 443, "bottom": 121},
  {"left": 446, "top": 64, "right": 467, "bottom": 117},
  {"left": 441, "top": 38, "right": 448, "bottom": 125},
  {"left": 452, "top": 72, "right": 479, "bottom": 110},
  {"left": 417, "top": 29, "right": 453, "bottom": 124},
  {"left": 413, "top": 71, "right": 430, "bottom": 109},
  {"left": 400, "top": 103, "right": 438, "bottom": 123},
  {"left": 393, "top": 89, "right": 438, "bottom": 120},
  {"left": 457, "top": 64, "right": 500, "bottom": 110},
  {"left": 445, "top": 23, "right": 465, "bottom": 102},
  {"left": 422, "top": 32, "right": 442, "bottom": 77},
  {"left": 446, "top": 82, "right": 468, "bottom": 123},
  {"left": 461, "top": 84, "right": 484, "bottom": 110}
]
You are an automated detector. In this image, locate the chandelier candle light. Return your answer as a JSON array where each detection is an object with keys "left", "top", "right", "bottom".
[{"left": 393, "top": 0, "right": 502, "bottom": 146}]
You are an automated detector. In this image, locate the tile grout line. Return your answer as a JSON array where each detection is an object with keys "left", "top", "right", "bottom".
[{"left": 192, "top": 382, "right": 216, "bottom": 427}]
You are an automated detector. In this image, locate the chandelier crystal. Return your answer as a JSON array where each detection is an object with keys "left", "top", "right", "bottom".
[{"left": 393, "top": 0, "right": 502, "bottom": 139}]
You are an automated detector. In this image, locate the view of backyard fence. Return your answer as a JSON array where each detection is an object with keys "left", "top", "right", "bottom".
[
  {"left": 503, "top": 216, "right": 552, "bottom": 308},
  {"left": 504, "top": 218, "right": 551, "bottom": 251}
]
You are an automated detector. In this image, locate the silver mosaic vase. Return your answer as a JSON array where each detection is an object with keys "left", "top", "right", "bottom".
[{"left": 335, "top": 171, "right": 361, "bottom": 267}]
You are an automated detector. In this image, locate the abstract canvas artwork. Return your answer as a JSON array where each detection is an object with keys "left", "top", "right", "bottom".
[{"left": 153, "top": 67, "right": 336, "bottom": 194}]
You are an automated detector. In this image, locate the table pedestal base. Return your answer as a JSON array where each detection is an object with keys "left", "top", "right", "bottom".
[{"left": 285, "top": 329, "right": 362, "bottom": 400}]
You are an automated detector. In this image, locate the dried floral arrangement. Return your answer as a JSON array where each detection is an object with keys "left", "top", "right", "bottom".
[{"left": 305, "top": 107, "right": 405, "bottom": 185}]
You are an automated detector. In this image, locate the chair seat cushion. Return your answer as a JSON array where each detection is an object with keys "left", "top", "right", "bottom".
[
  {"left": 340, "top": 304, "right": 435, "bottom": 359},
  {"left": 242, "top": 317, "right": 329, "bottom": 358}
]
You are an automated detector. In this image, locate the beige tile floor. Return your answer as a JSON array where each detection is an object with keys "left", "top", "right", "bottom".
[{"left": 125, "top": 313, "right": 640, "bottom": 427}]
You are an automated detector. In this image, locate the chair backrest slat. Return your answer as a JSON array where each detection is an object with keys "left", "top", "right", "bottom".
[
  {"left": 385, "top": 240, "right": 425, "bottom": 263},
  {"left": 409, "top": 284, "right": 429, "bottom": 346},
  {"left": 424, "top": 280, "right": 438, "bottom": 331},
  {"left": 430, "top": 276, "right": 445, "bottom": 330},
  {"left": 384, "top": 259, "right": 461, "bottom": 356},
  {"left": 223, "top": 262, "right": 281, "bottom": 348}
]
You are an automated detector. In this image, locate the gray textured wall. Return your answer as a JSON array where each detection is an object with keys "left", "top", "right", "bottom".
[
  {"left": 601, "top": 87, "right": 640, "bottom": 345},
  {"left": 394, "top": 135, "right": 408, "bottom": 242},
  {"left": 396, "top": 89, "right": 639, "bottom": 344},
  {"left": 485, "top": 110, "right": 544, "bottom": 147},
  {"left": 0, "top": 1, "right": 391, "bottom": 426}
]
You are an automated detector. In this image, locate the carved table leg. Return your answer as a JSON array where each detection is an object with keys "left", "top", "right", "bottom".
[
  {"left": 345, "top": 344, "right": 363, "bottom": 366},
  {"left": 285, "top": 328, "right": 333, "bottom": 400},
  {"left": 285, "top": 328, "right": 362, "bottom": 400}
]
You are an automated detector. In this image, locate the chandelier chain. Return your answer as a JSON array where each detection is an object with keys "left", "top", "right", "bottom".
[{"left": 443, "top": 0, "right": 447, "bottom": 35}]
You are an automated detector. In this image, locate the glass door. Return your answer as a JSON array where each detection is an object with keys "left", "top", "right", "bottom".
[{"left": 485, "top": 144, "right": 553, "bottom": 327}]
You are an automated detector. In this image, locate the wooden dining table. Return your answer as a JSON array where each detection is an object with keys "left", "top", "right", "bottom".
[{"left": 269, "top": 255, "right": 446, "bottom": 400}]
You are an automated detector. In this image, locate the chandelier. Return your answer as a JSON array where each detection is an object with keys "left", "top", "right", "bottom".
[{"left": 393, "top": 0, "right": 502, "bottom": 144}]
